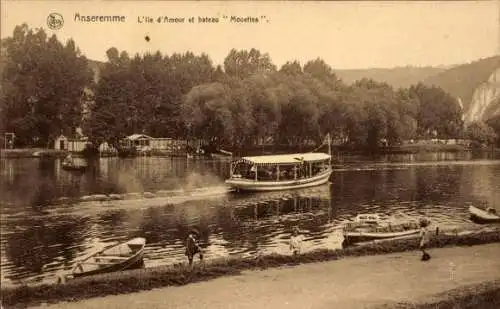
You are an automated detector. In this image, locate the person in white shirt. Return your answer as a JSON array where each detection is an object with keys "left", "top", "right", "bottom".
[
  {"left": 419, "top": 219, "right": 431, "bottom": 261},
  {"left": 289, "top": 227, "right": 303, "bottom": 258}
]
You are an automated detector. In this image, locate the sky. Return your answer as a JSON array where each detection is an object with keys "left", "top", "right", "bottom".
[{"left": 1, "top": 1, "right": 499, "bottom": 69}]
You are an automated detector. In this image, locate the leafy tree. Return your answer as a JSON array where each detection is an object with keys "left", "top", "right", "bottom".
[
  {"left": 181, "top": 82, "right": 233, "bottom": 145},
  {"left": 279, "top": 61, "right": 302, "bottom": 76},
  {"left": 304, "top": 58, "right": 338, "bottom": 83},
  {"left": 223, "top": 48, "right": 276, "bottom": 79},
  {"left": 85, "top": 49, "right": 216, "bottom": 145},
  {"left": 245, "top": 73, "right": 281, "bottom": 144},
  {"left": 83, "top": 48, "right": 133, "bottom": 147},
  {"left": 409, "top": 83, "right": 463, "bottom": 138},
  {"left": 486, "top": 114, "right": 500, "bottom": 147},
  {"left": 466, "top": 121, "right": 498, "bottom": 146},
  {"left": 78, "top": 45, "right": 468, "bottom": 152},
  {"left": 1, "top": 24, "right": 93, "bottom": 147}
]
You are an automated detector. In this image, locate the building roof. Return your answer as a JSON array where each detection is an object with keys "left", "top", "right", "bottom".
[
  {"left": 125, "top": 134, "right": 153, "bottom": 140},
  {"left": 239, "top": 152, "right": 330, "bottom": 165}
]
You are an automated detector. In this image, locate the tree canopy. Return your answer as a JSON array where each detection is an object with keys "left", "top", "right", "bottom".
[
  {"left": 1, "top": 24, "right": 93, "bottom": 147},
  {"left": 1, "top": 24, "right": 467, "bottom": 151}
]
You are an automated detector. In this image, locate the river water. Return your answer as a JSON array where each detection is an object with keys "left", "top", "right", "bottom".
[{"left": 1, "top": 152, "right": 500, "bottom": 286}]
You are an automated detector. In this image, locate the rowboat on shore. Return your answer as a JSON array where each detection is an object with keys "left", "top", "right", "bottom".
[
  {"left": 342, "top": 214, "right": 421, "bottom": 246},
  {"left": 469, "top": 205, "right": 500, "bottom": 224},
  {"left": 66, "top": 237, "right": 146, "bottom": 280}
]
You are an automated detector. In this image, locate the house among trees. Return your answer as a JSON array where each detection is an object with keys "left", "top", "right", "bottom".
[
  {"left": 120, "top": 134, "right": 153, "bottom": 151},
  {"left": 120, "top": 134, "right": 188, "bottom": 156},
  {"left": 54, "top": 129, "right": 90, "bottom": 152}
]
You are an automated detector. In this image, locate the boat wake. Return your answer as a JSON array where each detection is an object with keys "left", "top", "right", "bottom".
[{"left": 1, "top": 186, "right": 232, "bottom": 219}]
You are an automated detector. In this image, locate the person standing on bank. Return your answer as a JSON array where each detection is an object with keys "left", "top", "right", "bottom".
[
  {"left": 419, "top": 219, "right": 431, "bottom": 261},
  {"left": 185, "top": 230, "right": 203, "bottom": 267},
  {"left": 289, "top": 227, "right": 303, "bottom": 258}
]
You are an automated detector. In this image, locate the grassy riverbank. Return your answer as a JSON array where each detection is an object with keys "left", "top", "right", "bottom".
[
  {"left": 380, "top": 280, "right": 500, "bottom": 309},
  {"left": 2, "top": 229, "right": 499, "bottom": 309}
]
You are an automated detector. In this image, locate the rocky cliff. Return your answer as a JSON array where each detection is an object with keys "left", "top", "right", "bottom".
[
  {"left": 464, "top": 67, "right": 500, "bottom": 123},
  {"left": 421, "top": 55, "right": 500, "bottom": 124}
]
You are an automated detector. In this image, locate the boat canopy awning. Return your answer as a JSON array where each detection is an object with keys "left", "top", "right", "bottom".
[{"left": 238, "top": 153, "right": 331, "bottom": 166}]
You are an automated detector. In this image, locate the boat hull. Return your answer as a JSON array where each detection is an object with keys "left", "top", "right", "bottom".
[
  {"left": 72, "top": 253, "right": 144, "bottom": 278},
  {"left": 343, "top": 229, "right": 420, "bottom": 244},
  {"left": 62, "top": 165, "right": 87, "bottom": 172},
  {"left": 226, "top": 170, "right": 332, "bottom": 192},
  {"left": 469, "top": 206, "right": 500, "bottom": 224},
  {"left": 71, "top": 237, "right": 146, "bottom": 278}
]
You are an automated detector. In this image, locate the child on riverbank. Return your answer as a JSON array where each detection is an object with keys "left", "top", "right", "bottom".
[
  {"left": 185, "top": 230, "right": 203, "bottom": 267},
  {"left": 419, "top": 219, "right": 431, "bottom": 261},
  {"left": 289, "top": 227, "right": 303, "bottom": 258}
]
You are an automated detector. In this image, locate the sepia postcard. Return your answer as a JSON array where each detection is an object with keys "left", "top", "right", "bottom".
[{"left": 1, "top": 1, "right": 499, "bottom": 308}]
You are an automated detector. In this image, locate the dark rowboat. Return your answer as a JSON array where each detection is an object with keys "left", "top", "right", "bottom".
[
  {"left": 469, "top": 206, "right": 500, "bottom": 224},
  {"left": 70, "top": 237, "right": 146, "bottom": 278},
  {"left": 61, "top": 162, "right": 88, "bottom": 172}
]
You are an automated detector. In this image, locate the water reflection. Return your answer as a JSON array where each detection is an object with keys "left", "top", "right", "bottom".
[
  {"left": 3, "top": 215, "right": 90, "bottom": 282},
  {"left": 1, "top": 153, "right": 500, "bottom": 285}
]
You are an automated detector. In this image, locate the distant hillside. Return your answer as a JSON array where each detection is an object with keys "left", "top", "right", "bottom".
[
  {"left": 334, "top": 66, "right": 448, "bottom": 89},
  {"left": 423, "top": 56, "right": 500, "bottom": 112}
]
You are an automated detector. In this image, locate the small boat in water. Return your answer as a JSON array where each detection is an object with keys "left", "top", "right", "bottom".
[
  {"left": 61, "top": 161, "right": 88, "bottom": 172},
  {"left": 469, "top": 205, "right": 500, "bottom": 224},
  {"left": 342, "top": 214, "right": 421, "bottom": 246},
  {"left": 69, "top": 237, "right": 146, "bottom": 279}
]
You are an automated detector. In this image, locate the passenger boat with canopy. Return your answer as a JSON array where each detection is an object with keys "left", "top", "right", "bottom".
[{"left": 225, "top": 135, "right": 333, "bottom": 192}]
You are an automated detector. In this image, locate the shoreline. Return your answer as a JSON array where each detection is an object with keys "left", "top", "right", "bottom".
[
  {"left": 0, "top": 149, "right": 68, "bottom": 159},
  {"left": 2, "top": 145, "right": 496, "bottom": 159},
  {"left": 2, "top": 228, "right": 499, "bottom": 308},
  {"left": 14, "top": 242, "right": 500, "bottom": 309}
]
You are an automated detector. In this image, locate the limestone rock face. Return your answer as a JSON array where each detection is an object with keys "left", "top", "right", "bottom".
[{"left": 464, "top": 67, "right": 500, "bottom": 123}]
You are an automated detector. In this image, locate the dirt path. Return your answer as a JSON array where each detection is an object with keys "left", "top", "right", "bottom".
[{"left": 33, "top": 244, "right": 500, "bottom": 309}]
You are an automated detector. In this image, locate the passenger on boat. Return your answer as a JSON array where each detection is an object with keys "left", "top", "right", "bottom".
[
  {"left": 247, "top": 165, "right": 257, "bottom": 179},
  {"left": 289, "top": 227, "right": 303, "bottom": 258},
  {"left": 486, "top": 207, "right": 497, "bottom": 215},
  {"left": 63, "top": 153, "right": 73, "bottom": 164},
  {"left": 185, "top": 230, "right": 203, "bottom": 266}
]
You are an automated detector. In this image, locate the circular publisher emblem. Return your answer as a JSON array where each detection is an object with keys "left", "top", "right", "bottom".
[{"left": 47, "top": 13, "right": 64, "bottom": 30}]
